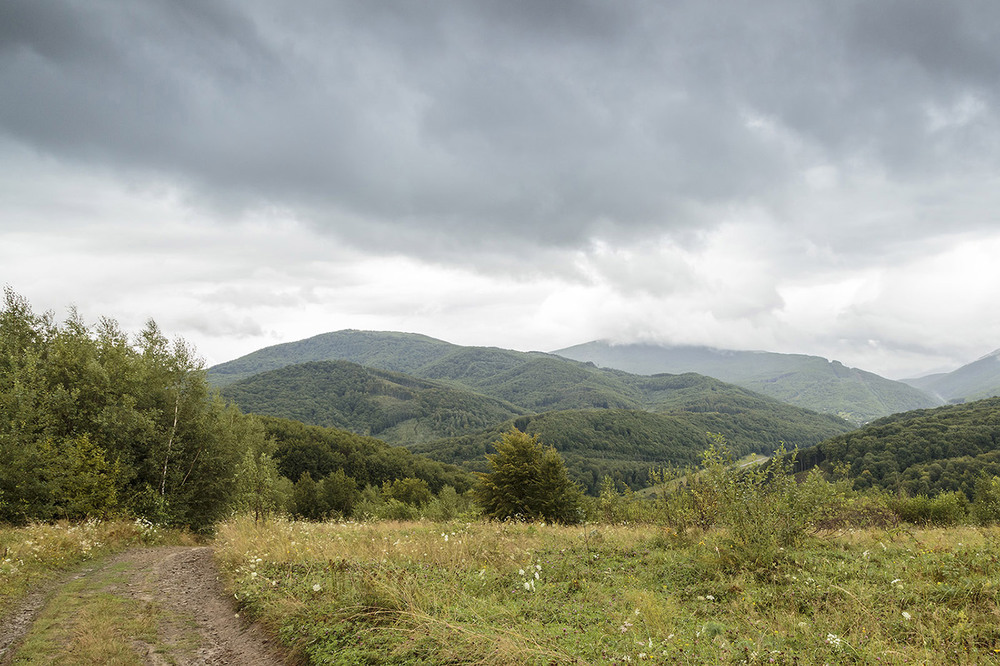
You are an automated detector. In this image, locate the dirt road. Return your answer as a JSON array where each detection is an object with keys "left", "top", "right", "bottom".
[{"left": 1, "top": 546, "right": 291, "bottom": 665}]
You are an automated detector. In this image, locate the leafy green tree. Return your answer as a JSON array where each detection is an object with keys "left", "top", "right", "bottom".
[
  {"left": 319, "top": 469, "right": 359, "bottom": 518},
  {"left": 232, "top": 418, "right": 282, "bottom": 523},
  {"left": 383, "top": 477, "right": 432, "bottom": 507},
  {"left": 475, "top": 428, "right": 584, "bottom": 524},
  {"left": 292, "top": 472, "right": 322, "bottom": 520},
  {"left": 39, "top": 435, "right": 119, "bottom": 520},
  {"left": 972, "top": 474, "right": 1000, "bottom": 525}
]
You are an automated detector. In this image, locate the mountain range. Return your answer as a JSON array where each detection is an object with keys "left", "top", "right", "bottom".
[
  {"left": 209, "top": 331, "right": 853, "bottom": 491},
  {"left": 208, "top": 330, "right": 1000, "bottom": 493},
  {"left": 553, "top": 341, "right": 943, "bottom": 425}
]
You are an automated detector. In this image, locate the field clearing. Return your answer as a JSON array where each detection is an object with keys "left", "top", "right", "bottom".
[{"left": 215, "top": 517, "right": 1000, "bottom": 665}]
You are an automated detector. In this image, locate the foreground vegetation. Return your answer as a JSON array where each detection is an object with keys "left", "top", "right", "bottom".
[{"left": 215, "top": 517, "right": 1000, "bottom": 665}]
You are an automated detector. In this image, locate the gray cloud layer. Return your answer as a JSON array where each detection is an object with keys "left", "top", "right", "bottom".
[
  {"left": 4, "top": 1, "right": 998, "bottom": 255},
  {"left": 4, "top": 1, "right": 1000, "bottom": 377}
]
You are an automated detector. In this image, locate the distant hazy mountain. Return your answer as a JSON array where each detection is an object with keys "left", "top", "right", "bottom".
[
  {"left": 903, "top": 349, "right": 1000, "bottom": 403},
  {"left": 553, "top": 341, "right": 941, "bottom": 425}
]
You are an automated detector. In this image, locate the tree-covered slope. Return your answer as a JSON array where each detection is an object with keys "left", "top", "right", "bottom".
[
  {"left": 220, "top": 360, "right": 525, "bottom": 444},
  {"left": 412, "top": 390, "right": 851, "bottom": 495},
  {"left": 208, "top": 330, "right": 459, "bottom": 386},
  {"left": 628, "top": 373, "right": 854, "bottom": 448},
  {"left": 554, "top": 341, "right": 941, "bottom": 424},
  {"left": 214, "top": 332, "right": 855, "bottom": 492},
  {"left": 256, "top": 415, "right": 474, "bottom": 493},
  {"left": 903, "top": 349, "right": 1000, "bottom": 403},
  {"left": 412, "top": 410, "right": 711, "bottom": 493},
  {"left": 796, "top": 397, "right": 1000, "bottom": 499}
]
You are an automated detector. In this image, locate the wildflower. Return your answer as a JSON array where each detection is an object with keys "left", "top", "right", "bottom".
[
  {"left": 519, "top": 569, "right": 526, "bottom": 576},
  {"left": 312, "top": 583, "right": 322, "bottom": 592},
  {"left": 902, "top": 611, "right": 912, "bottom": 620},
  {"left": 705, "top": 595, "right": 715, "bottom": 601},
  {"left": 825, "top": 633, "right": 842, "bottom": 648}
]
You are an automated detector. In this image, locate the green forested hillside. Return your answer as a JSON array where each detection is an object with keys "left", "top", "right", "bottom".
[
  {"left": 411, "top": 410, "right": 710, "bottom": 492},
  {"left": 208, "top": 330, "right": 459, "bottom": 386},
  {"left": 797, "top": 397, "right": 1000, "bottom": 498},
  {"left": 412, "top": 384, "right": 852, "bottom": 494},
  {"left": 215, "top": 336, "right": 854, "bottom": 494},
  {"left": 554, "top": 341, "right": 941, "bottom": 424},
  {"left": 220, "top": 360, "right": 524, "bottom": 443},
  {"left": 257, "top": 415, "right": 474, "bottom": 493},
  {"left": 632, "top": 373, "right": 854, "bottom": 447}
]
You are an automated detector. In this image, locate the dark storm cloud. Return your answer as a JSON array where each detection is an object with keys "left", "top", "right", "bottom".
[{"left": 2, "top": 0, "right": 999, "bottom": 254}]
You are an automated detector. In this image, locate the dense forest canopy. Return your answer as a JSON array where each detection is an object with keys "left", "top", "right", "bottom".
[{"left": 795, "top": 397, "right": 1000, "bottom": 498}]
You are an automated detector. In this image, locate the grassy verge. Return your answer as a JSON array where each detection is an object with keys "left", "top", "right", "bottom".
[
  {"left": 215, "top": 516, "right": 1000, "bottom": 665},
  {"left": 0, "top": 519, "right": 193, "bottom": 619}
]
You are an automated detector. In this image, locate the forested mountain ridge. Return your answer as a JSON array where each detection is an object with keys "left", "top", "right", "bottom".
[
  {"left": 553, "top": 341, "right": 942, "bottom": 424},
  {"left": 795, "top": 396, "right": 1000, "bottom": 499},
  {"left": 220, "top": 360, "right": 525, "bottom": 444},
  {"left": 903, "top": 349, "right": 1000, "bottom": 403},
  {"left": 208, "top": 330, "right": 462, "bottom": 386},
  {"left": 217, "top": 348, "right": 854, "bottom": 492}
]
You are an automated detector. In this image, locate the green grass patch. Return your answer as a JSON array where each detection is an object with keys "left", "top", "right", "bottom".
[{"left": 215, "top": 517, "right": 1000, "bottom": 665}]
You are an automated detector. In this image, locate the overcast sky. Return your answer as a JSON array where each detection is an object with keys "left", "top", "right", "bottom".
[{"left": 3, "top": 0, "right": 1000, "bottom": 379}]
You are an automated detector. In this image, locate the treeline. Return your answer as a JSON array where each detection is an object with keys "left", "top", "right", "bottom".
[
  {"left": 795, "top": 397, "right": 1000, "bottom": 498},
  {"left": 0, "top": 290, "right": 472, "bottom": 531}
]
